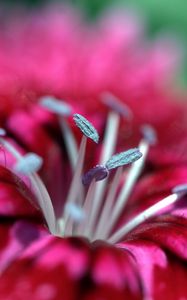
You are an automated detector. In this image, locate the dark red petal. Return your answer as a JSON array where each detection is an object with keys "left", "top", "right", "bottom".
[
  {"left": 121, "top": 239, "right": 187, "bottom": 300},
  {"left": 90, "top": 242, "right": 142, "bottom": 299},
  {"left": 6, "top": 110, "right": 68, "bottom": 216},
  {"left": 127, "top": 166, "right": 187, "bottom": 215},
  {"left": 115, "top": 166, "right": 187, "bottom": 230},
  {"left": 0, "top": 236, "right": 90, "bottom": 300},
  {"left": 0, "top": 221, "right": 45, "bottom": 274},
  {"left": 0, "top": 235, "right": 142, "bottom": 300},
  {"left": 0, "top": 165, "right": 39, "bottom": 217},
  {"left": 116, "top": 93, "right": 187, "bottom": 167},
  {"left": 126, "top": 218, "right": 187, "bottom": 260}
]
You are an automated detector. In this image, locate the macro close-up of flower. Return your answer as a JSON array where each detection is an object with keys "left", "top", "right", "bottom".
[{"left": 0, "top": 1, "right": 187, "bottom": 300}]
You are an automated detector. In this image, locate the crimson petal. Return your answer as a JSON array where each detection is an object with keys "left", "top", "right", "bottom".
[{"left": 121, "top": 239, "right": 187, "bottom": 300}]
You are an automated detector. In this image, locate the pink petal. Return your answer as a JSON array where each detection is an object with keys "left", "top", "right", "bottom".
[
  {"left": 0, "top": 165, "right": 39, "bottom": 217},
  {"left": 120, "top": 239, "right": 187, "bottom": 299},
  {"left": 126, "top": 218, "right": 187, "bottom": 260},
  {"left": 0, "top": 236, "right": 142, "bottom": 299},
  {"left": 6, "top": 109, "right": 68, "bottom": 216},
  {"left": 0, "top": 221, "right": 45, "bottom": 274}
]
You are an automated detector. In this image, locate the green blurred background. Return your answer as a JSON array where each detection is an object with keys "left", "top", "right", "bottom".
[{"left": 2, "top": 0, "right": 187, "bottom": 84}]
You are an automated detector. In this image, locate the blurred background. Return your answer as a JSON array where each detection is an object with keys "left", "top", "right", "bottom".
[{"left": 1, "top": 0, "right": 187, "bottom": 85}]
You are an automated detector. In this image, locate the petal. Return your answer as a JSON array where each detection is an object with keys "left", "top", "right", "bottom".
[
  {"left": 0, "top": 236, "right": 142, "bottom": 300},
  {"left": 6, "top": 109, "right": 68, "bottom": 216},
  {"left": 0, "top": 236, "right": 90, "bottom": 300},
  {"left": 90, "top": 241, "right": 142, "bottom": 298},
  {"left": 115, "top": 166, "right": 187, "bottom": 230},
  {"left": 126, "top": 219, "right": 187, "bottom": 260},
  {"left": 0, "top": 165, "right": 39, "bottom": 217},
  {"left": 120, "top": 239, "right": 187, "bottom": 300},
  {"left": 129, "top": 166, "right": 187, "bottom": 212},
  {"left": 0, "top": 221, "right": 45, "bottom": 274}
]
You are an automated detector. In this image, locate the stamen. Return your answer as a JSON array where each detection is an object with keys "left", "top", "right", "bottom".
[
  {"left": 101, "top": 92, "right": 133, "bottom": 120},
  {"left": 39, "top": 96, "right": 78, "bottom": 171},
  {"left": 39, "top": 96, "right": 72, "bottom": 116},
  {"left": 109, "top": 190, "right": 185, "bottom": 244},
  {"left": 172, "top": 184, "right": 187, "bottom": 195},
  {"left": 100, "top": 112, "right": 120, "bottom": 164},
  {"left": 62, "top": 115, "right": 99, "bottom": 233},
  {"left": 62, "top": 135, "right": 87, "bottom": 229},
  {"left": 59, "top": 117, "right": 78, "bottom": 170},
  {"left": 65, "top": 203, "right": 85, "bottom": 224},
  {"left": 31, "top": 173, "right": 57, "bottom": 235},
  {"left": 104, "top": 140, "right": 148, "bottom": 239},
  {"left": 86, "top": 111, "right": 120, "bottom": 238},
  {"left": 73, "top": 114, "right": 99, "bottom": 143},
  {"left": 0, "top": 137, "right": 57, "bottom": 235},
  {"left": 106, "top": 148, "right": 142, "bottom": 170},
  {"left": 0, "top": 128, "right": 6, "bottom": 136},
  {"left": 56, "top": 218, "right": 65, "bottom": 236},
  {"left": 141, "top": 125, "right": 157, "bottom": 145},
  {"left": 0, "top": 129, "right": 7, "bottom": 166},
  {"left": 76, "top": 179, "right": 97, "bottom": 237},
  {"left": 14, "top": 153, "right": 43, "bottom": 175},
  {"left": 82, "top": 165, "right": 109, "bottom": 186},
  {"left": 94, "top": 167, "right": 123, "bottom": 239}
]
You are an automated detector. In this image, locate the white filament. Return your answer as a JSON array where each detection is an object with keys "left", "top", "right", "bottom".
[
  {"left": 59, "top": 117, "right": 78, "bottom": 170},
  {"left": 104, "top": 140, "right": 149, "bottom": 239},
  {"left": 0, "top": 138, "right": 57, "bottom": 235},
  {"left": 65, "top": 203, "right": 85, "bottom": 223},
  {"left": 94, "top": 167, "right": 123, "bottom": 239},
  {"left": 75, "top": 179, "right": 97, "bottom": 237},
  {"left": 62, "top": 136, "right": 87, "bottom": 231},
  {"left": 108, "top": 193, "right": 180, "bottom": 244},
  {"left": 85, "top": 112, "right": 120, "bottom": 238}
]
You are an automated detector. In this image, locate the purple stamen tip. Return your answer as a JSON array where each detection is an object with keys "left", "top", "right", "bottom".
[
  {"left": 82, "top": 165, "right": 109, "bottom": 186},
  {"left": 101, "top": 92, "right": 133, "bottom": 120},
  {"left": 0, "top": 128, "right": 6, "bottom": 136},
  {"left": 172, "top": 184, "right": 187, "bottom": 195},
  {"left": 141, "top": 125, "right": 157, "bottom": 145}
]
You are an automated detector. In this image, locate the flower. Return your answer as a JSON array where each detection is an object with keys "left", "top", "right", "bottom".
[
  {"left": 0, "top": 4, "right": 187, "bottom": 300},
  {"left": 0, "top": 107, "right": 187, "bottom": 300}
]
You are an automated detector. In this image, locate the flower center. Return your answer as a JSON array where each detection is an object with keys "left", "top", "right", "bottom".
[{"left": 0, "top": 95, "right": 186, "bottom": 244}]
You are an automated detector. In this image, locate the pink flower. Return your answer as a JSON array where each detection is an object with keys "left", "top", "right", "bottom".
[
  {"left": 0, "top": 107, "right": 187, "bottom": 299},
  {"left": 0, "top": 4, "right": 187, "bottom": 300}
]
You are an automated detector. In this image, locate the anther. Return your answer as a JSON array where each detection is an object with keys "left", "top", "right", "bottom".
[
  {"left": 106, "top": 148, "right": 142, "bottom": 170},
  {"left": 101, "top": 92, "right": 133, "bottom": 120},
  {"left": 0, "top": 128, "right": 6, "bottom": 136},
  {"left": 73, "top": 114, "right": 99, "bottom": 143},
  {"left": 14, "top": 153, "right": 43, "bottom": 175},
  {"left": 172, "top": 184, "right": 187, "bottom": 195},
  {"left": 82, "top": 165, "right": 109, "bottom": 186},
  {"left": 39, "top": 96, "right": 72, "bottom": 116},
  {"left": 141, "top": 124, "right": 157, "bottom": 145}
]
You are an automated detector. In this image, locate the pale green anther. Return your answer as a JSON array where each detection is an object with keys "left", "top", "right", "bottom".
[
  {"left": 73, "top": 114, "right": 99, "bottom": 143},
  {"left": 106, "top": 148, "right": 142, "bottom": 170},
  {"left": 14, "top": 153, "right": 43, "bottom": 175},
  {"left": 40, "top": 96, "right": 72, "bottom": 116},
  {"left": 0, "top": 128, "right": 6, "bottom": 136}
]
